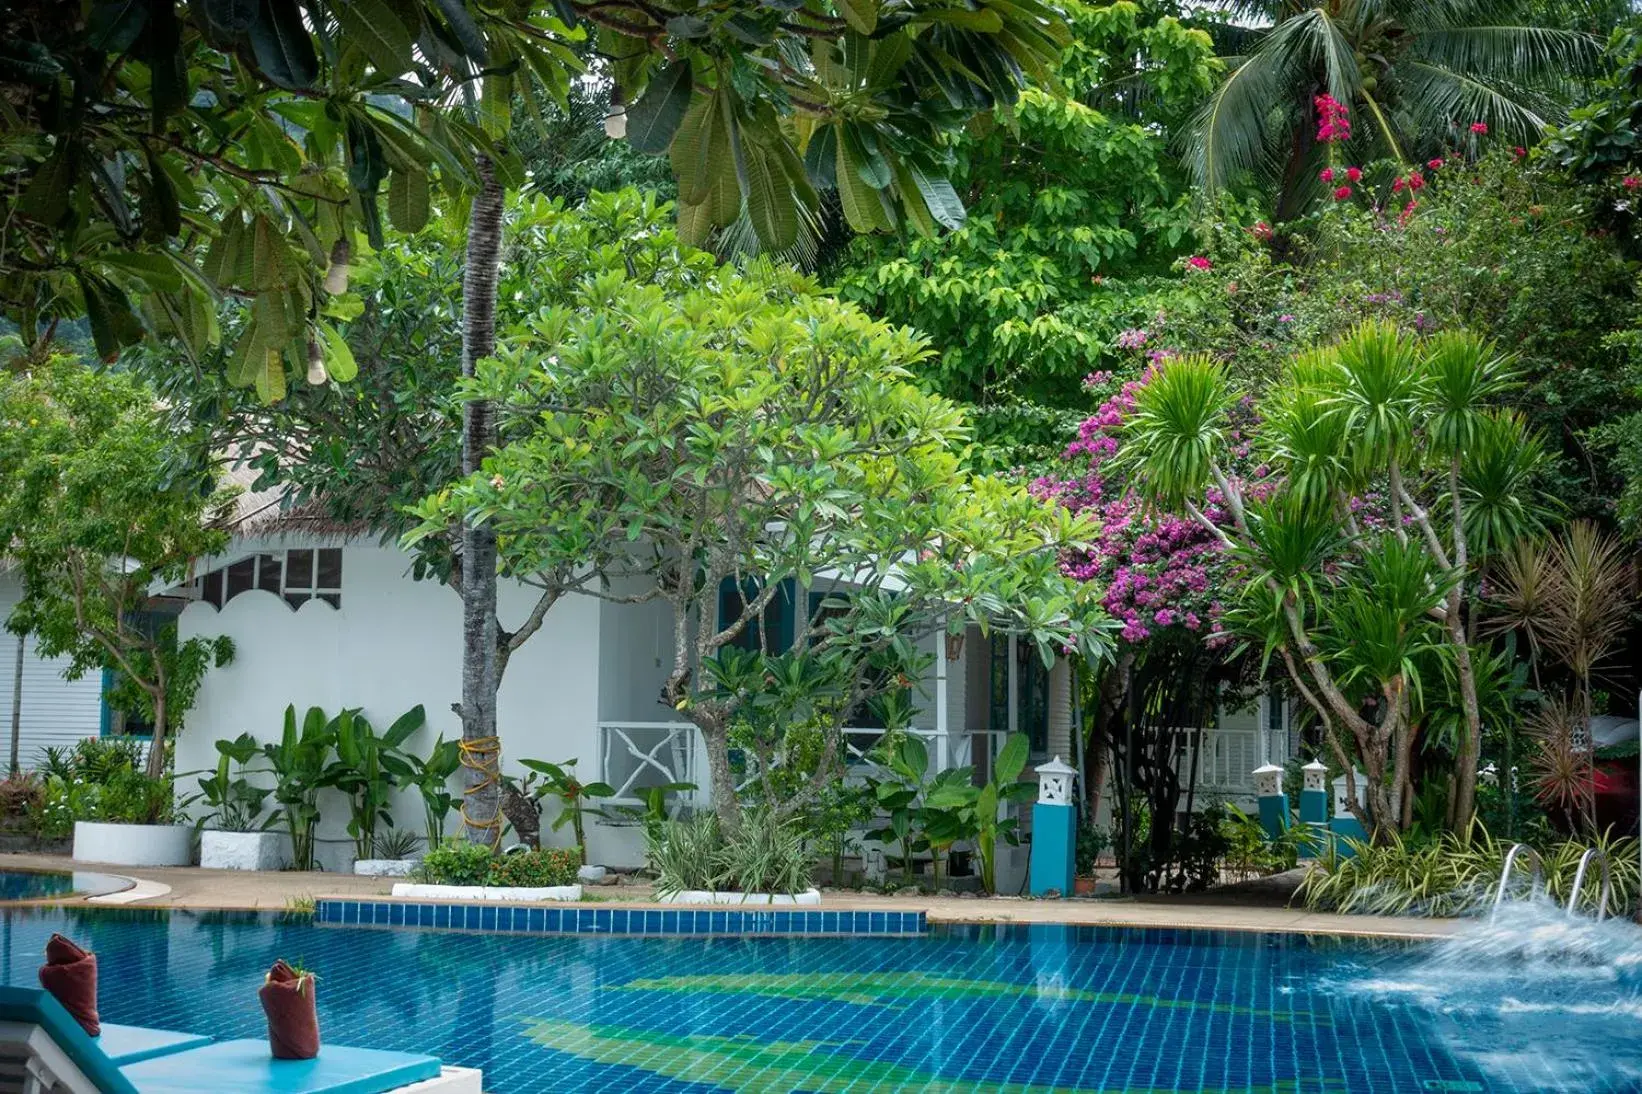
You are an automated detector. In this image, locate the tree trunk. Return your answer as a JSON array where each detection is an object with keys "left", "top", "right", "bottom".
[
  {"left": 9, "top": 635, "right": 21, "bottom": 776},
  {"left": 458, "top": 156, "right": 506, "bottom": 848},
  {"left": 701, "top": 719, "right": 739, "bottom": 832},
  {"left": 145, "top": 688, "right": 167, "bottom": 780}
]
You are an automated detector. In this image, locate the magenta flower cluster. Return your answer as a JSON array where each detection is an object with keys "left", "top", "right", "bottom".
[{"left": 1035, "top": 373, "right": 1234, "bottom": 646}]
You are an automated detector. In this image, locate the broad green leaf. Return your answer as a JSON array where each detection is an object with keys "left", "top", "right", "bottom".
[
  {"left": 333, "top": 0, "right": 415, "bottom": 76},
  {"left": 87, "top": 0, "right": 148, "bottom": 53},
  {"left": 908, "top": 165, "right": 966, "bottom": 230},
  {"left": 249, "top": 0, "right": 319, "bottom": 89},
  {"left": 387, "top": 168, "right": 430, "bottom": 232},
  {"left": 625, "top": 62, "right": 693, "bottom": 155},
  {"left": 838, "top": 0, "right": 877, "bottom": 35},
  {"left": 100, "top": 252, "right": 183, "bottom": 292},
  {"left": 433, "top": 0, "right": 489, "bottom": 63},
  {"left": 994, "top": 732, "right": 1030, "bottom": 784},
  {"left": 318, "top": 321, "right": 358, "bottom": 382},
  {"left": 743, "top": 142, "right": 796, "bottom": 251}
]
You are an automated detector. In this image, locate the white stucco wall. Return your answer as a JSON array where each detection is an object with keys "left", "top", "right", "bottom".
[
  {"left": 177, "top": 538, "right": 608, "bottom": 869},
  {"left": 0, "top": 573, "right": 104, "bottom": 769}
]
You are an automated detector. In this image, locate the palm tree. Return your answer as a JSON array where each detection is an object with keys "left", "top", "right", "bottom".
[{"left": 1181, "top": 0, "right": 1599, "bottom": 217}]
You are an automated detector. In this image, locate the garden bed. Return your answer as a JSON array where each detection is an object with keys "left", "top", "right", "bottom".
[
  {"left": 658, "top": 888, "right": 821, "bottom": 905},
  {"left": 389, "top": 882, "right": 582, "bottom": 902}
]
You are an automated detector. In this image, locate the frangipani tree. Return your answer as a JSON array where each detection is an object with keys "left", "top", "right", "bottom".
[
  {"left": 409, "top": 210, "right": 1113, "bottom": 828},
  {"left": 0, "top": 359, "right": 235, "bottom": 778},
  {"left": 1122, "top": 321, "right": 1548, "bottom": 835}
]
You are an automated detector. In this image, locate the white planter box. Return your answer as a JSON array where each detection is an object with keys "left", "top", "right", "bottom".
[
  {"left": 200, "top": 830, "right": 289, "bottom": 871},
  {"left": 389, "top": 883, "right": 582, "bottom": 902},
  {"left": 72, "top": 822, "right": 192, "bottom": 867},
  {"left": 659, "top": 888, "right": 821, "bottom": 905},
  {"left": 354, "top": 858, "right": 418, "bottom": 878}
]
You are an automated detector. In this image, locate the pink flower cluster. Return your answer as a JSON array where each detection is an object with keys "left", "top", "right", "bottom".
[
  {"left": 1186, "top": 256, "right": 1213, "bottom": 272},
  {"left": 1035, "top": 373, "right": 1237, "bottom": 646},
  {"left": 1315, "top": 95, "right": 1350, "bottom": 143}
]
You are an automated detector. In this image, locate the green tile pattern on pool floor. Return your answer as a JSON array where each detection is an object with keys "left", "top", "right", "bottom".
[{"left": 0, "top": 907, "right": 1631, "bottom": 1092}]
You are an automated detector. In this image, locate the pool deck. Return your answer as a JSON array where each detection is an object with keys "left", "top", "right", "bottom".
[{"left": 0, "top": 853, "right": 1460, "bottom": 939}]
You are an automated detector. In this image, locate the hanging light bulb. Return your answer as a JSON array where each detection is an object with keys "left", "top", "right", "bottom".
[
  {"left": 306, "top": 336, "right": 328, "bottom": 386},
  {"left": 603, "top": 104, "right": 627, "bottom": 140}
]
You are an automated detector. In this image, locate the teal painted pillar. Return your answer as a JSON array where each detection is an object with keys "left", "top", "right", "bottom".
[
  {"left": 1252, "top": 763, "right": 1289, "bottom": 841},
  {"left": 1029, "top": 756, "right": 1077, "bottom": 898},
  {"left": 1298, "top": 760, "right": 1330, "bottom": 825}
]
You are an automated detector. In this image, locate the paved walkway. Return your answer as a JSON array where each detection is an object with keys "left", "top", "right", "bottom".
[{"left": 1, "top": 852, "right": 1461, "bottom": 939}]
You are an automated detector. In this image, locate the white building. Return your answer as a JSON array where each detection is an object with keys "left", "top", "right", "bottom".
[{"left": 0, "top": 482, "right": 1045, "bottom": 884}]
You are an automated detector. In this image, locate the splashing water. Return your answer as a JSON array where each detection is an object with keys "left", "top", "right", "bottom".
[{"left": 1342, "top": 898, "right": 1642, "bottom": 1091}]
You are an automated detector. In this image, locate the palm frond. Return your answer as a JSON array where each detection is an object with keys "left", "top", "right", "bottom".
[
  {"left": 1406, "top": 26, "right": 1600, "bottom": 84},
  {"left": 1398, "top": 61, "right": 1555, "bottom": 142},
  {"left": 1177, "top": 50, "right": 1289, "bottom": 193},
  {"left": 1419, "top": 329, "right": 1518, "bottom": 458}
]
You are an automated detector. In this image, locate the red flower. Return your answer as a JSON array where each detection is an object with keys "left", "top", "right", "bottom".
[
  {"left": 1398, "top": 199, "right": 1418, "bottom": 226},
  {"left": 1407, "top": 172, "right": 1426, "bottom": 191},
  {"left": 1314, "top": 94, "right": 1351, "bottom": 143},
  {"left": 1391, "top": 177, "right": 1406, "bottom": 194},
  {"left": 1186, "top": 256, "right": 1212, "bottom": 271},
  {"left": 1625, "top": 176, "right": 1642, "bottom": 190},
  {"left": 1345, "top": 166, "right": 1362, "bottom": 182},
  {"left": 1332, "top": 185, "right": 1352, "bottom": 201},
  {"left": 1248, "top": 221, "right": 1273, "bottom": 241},
  {"left": 1319, "top": 167, "right": 1335, "bottom": 182},
  {"left": 1470, "top": 122, "right": 1488, "bottom": 134},
  {"left": 1513, "top": 146, "right": 1527, "bottom": 159},
  {"left": 1427, "top": 158, "right": 1444, "bottom": 170}
]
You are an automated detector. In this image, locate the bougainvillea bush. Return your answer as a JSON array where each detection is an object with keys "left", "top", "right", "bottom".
[{"left": 1035, "top": 370, "right": 1239, "bottom": 647}]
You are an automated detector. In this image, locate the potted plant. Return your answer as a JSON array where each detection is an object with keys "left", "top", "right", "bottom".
[
  {"left": 1074, "top": 819, "right": 1108, "bottom": 895},
  {"left": 651, "top": 810, "right": 820, "bottom": 905},
  {"left": 353, "top": 827, "right": 421, "bottom": 877},
  {"left": 391, "top": 839, "right": 581, "bottom": 901},
  {"left": 195, "top": 733, "right": 286, "bottom": 870},
  {"left": 65, "top": 739, "right": 193, "bottom": 867},
  {"left": 320, "top": 705, "right": 422, "bottom": 868}
]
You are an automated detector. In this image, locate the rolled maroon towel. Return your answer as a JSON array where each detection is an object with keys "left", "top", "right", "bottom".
[
  {"left": 38, "top": 934, "right": 99, "bottom": 1037},
  {"left": 258, "top": 960, "right": 319, "bottom": 1060}
]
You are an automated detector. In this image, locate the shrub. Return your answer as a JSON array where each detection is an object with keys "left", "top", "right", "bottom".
[
  {"left": 415, "top": 839, "right": 494, "bottom": 886},
  {"left": 487, "top": 847, "right": 578, "bottom": 888},
  {"left": 1296, "top": 824, "right": 1641, "bottom": 918},
  {"left": 716, "top": 809, "right": 813, "bottom": 896},
  {"left": 0, "top": 773, "right": 43, "bottom": 822},
  {"left": 648, "top": 813, "right": 721, "bottom": 896},
  {"left": 649, "top": 810, "right": 815, "bottom": 897}
]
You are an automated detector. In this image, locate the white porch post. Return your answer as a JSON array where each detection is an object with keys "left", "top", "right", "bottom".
[{"left": 934, "top": 626, "right": 949, "bottom": 770}]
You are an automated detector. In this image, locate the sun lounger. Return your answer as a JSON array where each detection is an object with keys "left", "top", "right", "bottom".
[{"left": 0, "top": 987, "right": 480, "bottom": 1094}]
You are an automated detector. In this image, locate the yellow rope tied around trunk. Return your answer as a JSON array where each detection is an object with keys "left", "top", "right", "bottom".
[{"left": 458, "top": 735, "right": 502, "bottom": 847}]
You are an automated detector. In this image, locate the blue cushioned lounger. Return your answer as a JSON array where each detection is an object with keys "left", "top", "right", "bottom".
[
  {"left": 121, "top": 1040, "right": 443, "bottom": 1094},
  {"left": 98, "top": 1024, "right": 214, "bottom": 1066},
  {"left": 0, "top": 986, "right": 447, "bottom": 1094}
]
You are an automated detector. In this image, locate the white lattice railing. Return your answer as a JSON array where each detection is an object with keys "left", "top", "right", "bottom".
[
  {"left": 1172, "top": 727, "right": 1261, "bottom": 797},
  {"left": 598, "top": 722, "right": 997, "bottom": 810}
]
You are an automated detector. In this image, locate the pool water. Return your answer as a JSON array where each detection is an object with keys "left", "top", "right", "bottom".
[
  {"left": 0, "top": 905, "right": 1635, "bottom": 1092},
  {"left": 0, "top": 869, "right": 131, "bottom": 902}
]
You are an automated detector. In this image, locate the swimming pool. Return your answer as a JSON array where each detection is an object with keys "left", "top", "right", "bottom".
[
  {"left": 0, "top": 868, "right": 130, "bottom": 902},
  {"left": 0, "top": 905, "right": 1634, "bottom": 1092}
]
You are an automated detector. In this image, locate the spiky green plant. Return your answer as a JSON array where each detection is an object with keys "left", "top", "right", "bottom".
[{"left": 1121, "top": 354, "right": 1236, "bottom": 511}]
